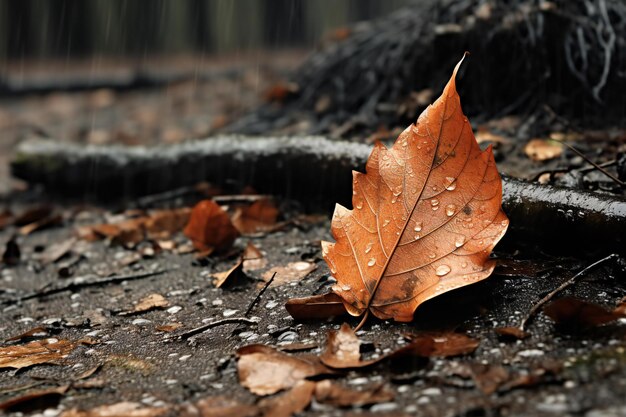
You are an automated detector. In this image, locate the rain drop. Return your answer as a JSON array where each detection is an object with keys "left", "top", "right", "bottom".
[
  {"left": 382, "top": 219, "right": 390, "bottom": 227},
  {"left": 501, "top": 219, "right": 509, "bottom": 227},
  {"left": 341, "top": 284, "right": 351, "bottom": 291},
  {"left": 431, "top": 199, "right": 439, "bottom": 206},
  {"left": 445, "top": 177, "right": 457, "bottom": 191},
  {"left": 436, "top": 265, "right": 451, "bottom": 276},
  {"left": 428, "top": 253, "right": 436, "bottom": 259},
  {"left": 446, "top": 204, "right": 456, "bottom": 216},
  {"left": 355, "top": 200, "right": 363, "bottom": 209},
  {"left": 414, "top": 222, "right": 423, "bottom": 232},
  {"left": 414, "top": 235, "right": 420, "bottom": 240},
  {"left": 368, "top": 258, "right": 376, "bottom": 267},
  {"left": 365, "top": 242, "right": 373, "bottom": 254},
  {"left": 455, "top": 236, "right": 465, "bottom": 247},
  {"left": 461, "top": 262, "right": 468, "bottom": 268}
]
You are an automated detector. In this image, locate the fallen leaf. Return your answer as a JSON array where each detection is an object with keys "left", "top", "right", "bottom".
[
  {"left": 156, "top": 323, "right": 183, "bottom": 333},
  {"left": 320, "top": 323, "right": 377, "bottom": 369},
  {"left": 285, "top": 292, "right": 348, "bottom": 320},
  {"left": 524, "top": 139, "right": 563, "bottom": 162},
  {"left": 474, "top": 128, "right": 510, "bottom": 145},
  {"left": 451, "top": 362, "right": 510, "bottom": 395},
  {"left": 183, "top": 396, "right": 259, "bottom": 417},
  {"left": 19, "top": 213, "right": 63, "bottom": 235},
  {"left": 242, "top": 242, "right": 267, "bottom": 272},
  {"left": 0, "top": 209, "right": 12, "bottom": 230},
  {"left": 322, "top": 55, "right": 508, "bottom": 323},
  {"left": 544, "top": 297, "right": 624, "bottom": 328},
  {"left": 2, "top": 235, "right": 20, "bottom": 266},
  {"left": 494, "top": 327, "right": 530, "bottom": 340},
  {"left": 0, "top": 385, "right": 69, "bottom": 413},
  {"left": 404, "top": 331, "right": 480, "bottom": 357},
  {"left": 0, "top": 339, "right": 79, "bottom": 370},
  {"left": 211, "top": 257, "right": 249, "bottom": 288},
  {"left": 231, "top": 199, "right": 280, "bottom": 235},
  {"left": 236, "top": 344, "right": 325, "bottom": 395},
  {"left": 36, "top": 237, "right": 76, "bottom": 266},
  {"left": 12, "top": 205, "right": 53, "bottom": 226},
  {"left": 5, "top": 326, "right": 55, "bottom": 342},
  {"left": 262, "top": 262, "right": 317, "bottom": 287},
  {"left": 120, "top": 293, "right": 170, "bottom": 315},
  {"left": 314, "top": 380, "right": 394, "bottom": 407},
  {"left": 258, "top": 380, "right": 315, "bottom": 417},
  {"left": 61, "top": 401, "right": 169, "bottom": 417},
  {"left": 144, "top": 208, "right": 191, "bottom": 239},
  {"left": 184, "top": 200, "right": 239, "bottom": 253}
]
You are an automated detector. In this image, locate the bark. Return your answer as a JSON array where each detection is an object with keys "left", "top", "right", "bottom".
[{"left": 11, "top": 136, "right": 626, "bottom": 254}]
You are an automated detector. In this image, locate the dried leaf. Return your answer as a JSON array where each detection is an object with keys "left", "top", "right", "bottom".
[
  {"left": 211, "top": 257, "right": 249, "bottom": 288},
  {"left": 12, "top": 205, "right": 53, "bottom": 226},
  {"left": 468, "top": 363, "right": 510, "bottom": 395},
  {"left": 0, "top": 209, "right": 12, "bottom": 230},
  {"left": 120, "top": 293, "right": 170, "bottom": 315},
  {"left": 322, "top": 56, "right": 508, "bottom": 323},
  {"left": 242, "top": 242, "right": 267, "bottom": 272},
  {"left": 524, "top": 139, "right": 563, "bottom": 161},
  {"left": 2, "top": 236, "right": 20, "bottom": 266},
  {"left": 184, "top": 200, "right": 239, "bottom": 253},
  {"left": 285, "top": 293, "right": 348, "bottom": 320},
  {"left": 236, "top": 344, "right": 323, "bottom": 395},
  {"left": 0, "top": 339, "right": 78, "bottom": 370},
  {"left": 36, "top": 237, "right": 76, "bottom": 266},
  {"left": 0, "top": 384, "right": 68, "bottom": 413},
  {"left": 262, "top": 262, "right": 317, "bottom": 287},
  {"left": 258, "top": 380, "right": 315, "bottom": 417},
  {"left": 494, "top": 327, "right": 530, "bottom": 340},
  {"left": 183, "top": 396, "right": 259, "bottom": 417},
  {"left": 314, "top": 380, "right": 394, "bottom": 407},
  {"left": 404, "top": 331, "right": 480, "bottom": 357},
  {"left": 5, "top": 326, "right": 54, "bottom": 342},
  {"left": 19, "top": 213, "right": 63, "bottom": 235},
  {"left": 544, "top": 297, "right": 624, "bottom": 328},
  {"left": 320, "top": 323, "right": 378, "bottom": 369},
  {"left": 232, "top": 199, "right": 280, "bottom": 235},
  {"left": 156, "top": 323, "right": 183, "bottom": 333},
  {"left": 61, "top": 401, "right": 169, "bottom": 417}
]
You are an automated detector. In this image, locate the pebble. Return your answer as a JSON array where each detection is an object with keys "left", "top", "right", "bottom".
[
  {"left": 517, "top": 349, "right": 544, "bottom": 357},
  {"left": 212, "top": 299, "right": 223, "bottom": 306},
  {"left": 422, "top": 387, "right": 442, "bottom": 396},
  {"left": 348, "top": 377, "right": 370, "bottom": 385},
  {"left": 416, "top": 396, "right": 430, "bottom": 404},
  {"left": 370, "top": 403, "right": 398, "bottom": 413},
  {"left": 179, "top": 354, "right": 191, "bottom": 361},
  {"left": 265, "top": 300, "right": 279, "bottom": 309},
  {"left": 167, "top": 306, "right": 182, "bottom": 314},
  {"left": 132, "top": 318, "right": 152, "bottom": 326},
  {"left": 165, "top": 379, "right": 178, "bottom": 385},
  {"left": 278, "top": 331, "right": 298, "bottom": 343},
  {"left": 586, "top": 407, "right": 626, "bottom": 417},
  {"left": 223, "top": 309, "right": 238, "bottom": 317}
]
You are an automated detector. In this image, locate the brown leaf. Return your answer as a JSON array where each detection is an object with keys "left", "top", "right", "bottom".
[
  {"left": 0, "top": 384, "right": 69, "bottom": 413},
  {"left": 2, "top": 236, "right": 20, "bottom": 266},
  {"left": 494, "top": 326, "right": 530, "bottom": 340},
  {"left": 0, "top": 209, "right": 13, "bottom": 230},
  {"left": 524, "top": 139, "right": 563, "bottom": 161},
  {"left": 12, "top": 205, "right": 53, "bottom": 226},
  {"left": 314, "top": 380, "right": 394, "bottom": 407},
  {"left": 242, "top": 242, "right": 267, "bottom": 272},
  {"left": 19, "top": 213, "right": 63, "bottom": 235},
  {"left": 322, "top": 55, "right": 508, "bottom": 323},
  {"left": 0, "top": 339, "right": 79, "bottom": 370},
  {"left": 183, "top": 396, "right": 259, "bottom": 417},
  {"left": 236, "top": 344, "right": 323, "bottom": 396},
  {"left": 404, "top": 331, "right": 480, "bottom": 357},
  {"left": 262, "top": 262, "right": 317, "bottom": 287},
  {"left": 36, "top": 237, "right": 76, "bottom": 266},
  {"left": 119, "top": 293, "right": 170, "bottom": 315},
  {"left": 156, "top": 323, "right": 183, "bottom": 333},
  {"left": 5, "top": 326, "right": 53, "bottom": 342},
  {"left": 231, "top": 199, "right": 280, "bottom": 235},
  {"left": 320, "top": 323, "right": 378, "bottom": 369},
  {"left": 60, "top": 401, "right": 169, "bottom": 417},
  {"left": 211, "top": 257, "right": 249, "bottom": 288},
  {"left": 544, "top": 297, "right": 624, "bottom": 328},
  {"left": 184, "top": 200, "right": 239, "bottom": 252},
  {"left": 144, "top": 207, "right": 191, "bottom": 239},
  {"left": 285, "top": 292, "right": 348, "bottom": 320},
  {"left": 451, "top": 363, "right": 511, "bottom": 395},
  {"left": 258, "top": 380, "right": 315, "bottom": 417}
]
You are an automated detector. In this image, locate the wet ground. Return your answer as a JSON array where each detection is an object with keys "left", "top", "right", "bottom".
[{"left": 1, "top": 55, "right": 626, "bottom": 417}]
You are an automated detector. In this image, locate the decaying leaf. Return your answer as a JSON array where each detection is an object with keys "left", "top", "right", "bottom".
[
  {"left": 2, "top": 235, "right": 20, "bottom": 266},
  {"left": 322, "top": 56, "right": 508, "bottom": 323},
  {"left": 211, "top": 257, "right": 249, "bottom": 288},
  {"left": 262, "top": 261, "right": 317, "bottom": 287},
  {"left": 258, "top": 380, "right": 316, "bottom": 417},
  {"left": 184, "top": 200, "right": 239, "bottom": 253},
  {"left": 314, "top": 380, "right": 394, "bottom": 407},
  {"left": 524, "top": 139, "right": 563, "bottom": 162},
  {"left": 5, "top": 326, "right": 55, "bottom": 343},
  {"left": 285, "top": 293, "right": 348, "bottom": 320},
  {"left": 0, "top": 338, "right": 79, "bottom": 370},
  {"left": 183, "top": 396, "right": 259, "bottom": 417},
  {"left": 0, "top": 384, "right": 69, "bottom": 413},
  {"left": 404, "top": 331, "right": 480, "bottom": 357},
  {"left": 156, "top": 323, "right": 183, "bottom": 333},
  {"left": 35, "top": 237, "right": 76, "bottom": 266},
  {"left": 544, "top": 297, "right": 625, "bottom": 329},
  {"left": 119, "top": 293, "right": 170, "bottom": 315},
  {"left": 61, "top": 401, "right": 169, "bottom": 417},
  {"left": 494, "top": 326, "right": 530, "bottom": 340},
  {"left": 242, "top": 242, "right": 267, "bottom": 272},
  {"left": 232, "top": 198, "right": 280, "bottom": 235},
  {"left": 320, "top": 323, "right": 378, "bottom": 369},
  {"left": 236, "top": 344, "right": 326, "bottom": 396},
  {"left": 0, "top": 209, "right": 12, "bottom": 230}
]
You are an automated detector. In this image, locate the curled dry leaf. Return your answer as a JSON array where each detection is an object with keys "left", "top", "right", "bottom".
[
  {"left": 242, "top": 242, "right": 267, "bottom": 272},
  {"left": 184, "top": 200, "right": 239, "bottom": 253},
  {"left": 314, "top": 380, "right": 394, "bottom": 407},
  {"left": 183, "top": 396, "right": 259, "bottom": 417},
  {"left": 2, "top": 236, "right": 20, "bottom": 266},
  {"left": 524, "top": 138, "right": 563, "bottom": 162},
  {"left": 543, "top": 297, "right": 625, "bottom": 328},
  {"left": 258, "top": 380, "right": 316, "bottom": 417},
  {"left": 61, "top": 401, "right": 170, "bottom": 417},
  {"left": 0, "top": 384, "right": 69, "bottom": 413},
  {"left": 119, "top": 293, "right": 170, "bottom": 315},
  {"left": 5, "top": 326, "right": 54, "bottom": 342},
  {"left": 404, "top": 331, "right": 480, "bottom": 357},
  {"left": 494, "top": 326, "right": 530, "bottom": 340},
  {"left": 232, "top": 198, "right": 280, "bottom": 235},
  {"left": 236, "top": 344, "right": 327, "bottom": 396},
  {"left": 211, "top": 257, "right": 249, "bottom": 288},
  {"left": 320, "top": 323, "right": 377, "bottom": 369},
  {"left": 262, "top": 261, "right": 317, "bottom": 287},
  {"left": 285, "top": 292, "right": 348, "bottom": 320},
  {"left": 0, "top": 338, "right": 79, "bottom": 370},
  {"left": 322, "top": 55, "right": 508, "bottom": 323}
]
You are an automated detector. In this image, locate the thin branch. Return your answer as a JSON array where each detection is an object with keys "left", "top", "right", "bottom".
[
  {"left": 519, "top": 253, "right": 618, "bottom": 331},
  {"left": 244, "top": 272, "right": 275, "bottom": 317},
  {"left": 167, "top": 317, "right": 257, "bottom": 341}
]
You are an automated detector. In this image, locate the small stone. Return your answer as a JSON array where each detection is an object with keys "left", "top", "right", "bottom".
[
  {"left": 417, "top": 397, "right": 430, "bottom": 404},
  {"left": 278, "top": 331, "right": 298, "bottom": 343},
  {"left": 223, "top": 309, "right": 239, "bottom": 317},
  {"left": 179, "top": 354, "right": 191, "bottom": 361},
  {"left": 422, "top": 387, "right": 442, "bottom": 396},
  {"left": 370, "top": 403, "right": 398, "bottom": 413},
  {"left": 265, "top": 300, "right": 279, "bottom": 309},
  {"left": 132, "top": 318, "right": 152, "bottom": 326},
  {"left": 167, "top": 306, "right": 183, "bottom": 314},
  {"left": 517, "top": 349, "right": 544, "bottom": 357},
  {"left": 212, "top": 299, "right": 223, "bottom": 306}
]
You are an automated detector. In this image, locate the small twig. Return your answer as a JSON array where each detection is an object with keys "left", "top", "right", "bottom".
[
  {"left": 212, "top": 194, "right": 272, "bottom": 204},
  {"left": 530, "top": 160, "right": 616, "bottom": 182},
  {"left": 134, "top": 182, "right": 212, "bottom": 208},
  {"left": 2, "top": 269, "right": 168, "bottom": 305},
  {"left": 519, "top": 253, "right": 618, "bottom": 331},
  {"left": 167, "top": 317, "right": 257, "bottom": 341},
  {"left": 354, "top": 310, "right": 370, "bottom": 332},
  {"left": 244, "top": 272, "right": 275, "bottom": 317}
]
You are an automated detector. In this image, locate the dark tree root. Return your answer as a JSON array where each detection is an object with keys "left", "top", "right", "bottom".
[{"left": 11, "top": 136, "right": 626, "bottom": 255}]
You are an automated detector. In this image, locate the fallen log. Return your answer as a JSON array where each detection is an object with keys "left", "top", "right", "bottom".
[{"left": 11, "top": 136, "right": 626, "bottom": 254}]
